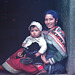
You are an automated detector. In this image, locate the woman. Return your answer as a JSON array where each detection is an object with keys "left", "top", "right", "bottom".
[{"left": 41, "top": 10, "right": 67, "bottom": 74}]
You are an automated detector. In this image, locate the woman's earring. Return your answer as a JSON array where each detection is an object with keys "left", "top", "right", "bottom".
[
  {"left": 56, "top": 19, "right": 58, "bottom": 24},
  {"left": 56, "top": 21, "right": 58, "bottom": 24}
]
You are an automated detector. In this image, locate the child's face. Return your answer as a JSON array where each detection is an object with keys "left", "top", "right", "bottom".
[{"left": 30, "top": 26, "right": 41, "bottom": 38}]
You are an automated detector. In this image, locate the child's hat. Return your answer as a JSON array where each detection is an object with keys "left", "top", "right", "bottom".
[{"left": 29, "top": 21, "right": 42, "bottom": 31}]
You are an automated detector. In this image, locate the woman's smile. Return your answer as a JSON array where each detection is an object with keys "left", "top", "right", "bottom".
[{"left": 45, "top": 14, "right": 56, "bottom": 29}]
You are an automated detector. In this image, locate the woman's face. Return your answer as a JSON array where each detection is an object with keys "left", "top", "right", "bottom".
[{"left": 45, "top": 14, "right": 57, "bottom": 29}]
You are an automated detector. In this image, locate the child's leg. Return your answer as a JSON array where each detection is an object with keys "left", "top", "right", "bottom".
[{"left": 0, "top": 65, "right": 4, "bottom": 71}]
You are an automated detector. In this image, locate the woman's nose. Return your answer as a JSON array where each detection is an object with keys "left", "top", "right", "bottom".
[{"left": 47, "top": 20, "right": 50, "bottom": 23}]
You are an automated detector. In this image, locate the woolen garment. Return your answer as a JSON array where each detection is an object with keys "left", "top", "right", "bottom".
[
  {"left": 2, "top": 48, "right": 39, "bottom": 74},
  {"left": 42, "top": 26, "right": 67, "bottom": 74}
]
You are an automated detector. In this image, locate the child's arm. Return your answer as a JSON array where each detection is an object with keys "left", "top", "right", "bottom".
[
  {"left": 35, "top": 37, "right": 47, "bottom": 57},
  {"left": 37, "top": 38, "right": 47, "bottom": 55},
  {"left": 22, "top": 43, "right": 26, "bottom": 47}
]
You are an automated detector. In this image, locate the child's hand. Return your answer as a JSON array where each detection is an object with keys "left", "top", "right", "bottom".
[
  {"left": 17, "top": 50, "right": 23, "bottom": 57},
  {"left": 22, "top": 43, "right": 26, "bottom": 47},
  {"left": 35, "top": 52, "right": 41, "bottom": 57}
]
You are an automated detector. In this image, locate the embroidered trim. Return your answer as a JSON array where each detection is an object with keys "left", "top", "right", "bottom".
[
  {"left": 2, "top": 62, "right": 21, "bottom": 74},
  {"left": 43, "top": 26, "right": 67, "bottom": 56},
  {"left": 54, "top": 31, "right": 65, "bottom": 43},
  {"left": 51, "top": 58, "right": 55, "bottom": 64},
  {"left": 50, "top": 33, "right": 66, "bottom": 53},
  {"left": 49, "top": 58, "right": 53, "bottom": 64}
]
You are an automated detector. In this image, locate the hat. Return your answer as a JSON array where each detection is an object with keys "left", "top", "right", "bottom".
[{"left": 29, "top": 21, "right": 42, "bottom": 31}]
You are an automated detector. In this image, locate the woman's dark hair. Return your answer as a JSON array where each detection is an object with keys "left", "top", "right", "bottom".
[
  {"left": 43, "top": 10, "right": 60, "bottom": 30},
  {"left": 44, "top": 10, "right": 58, "bottom": 20}
]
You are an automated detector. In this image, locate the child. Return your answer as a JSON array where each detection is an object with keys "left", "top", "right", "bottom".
[
  {"left": 17, "top": 21, "right": 47, "bottom": 73},
  {"left": 0, "top": 21, "right": 47, "bottom": 75}
]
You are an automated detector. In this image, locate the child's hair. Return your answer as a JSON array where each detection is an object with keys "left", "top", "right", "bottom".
[{"left": 30, "top": 25, "right": 36, "bottom": 30}]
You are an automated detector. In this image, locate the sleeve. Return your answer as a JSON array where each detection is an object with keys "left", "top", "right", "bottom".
[
  {"left": 23, "top": 36, "right": 29, "bottom": 44},
  {"left": 23, "top": 36, "right": 33, "bottom": 48},
  {"left": 48, "top": 27, "right": 67, "bottom": 65},
  {"left": 38, "top": 37, "right": 47, "bottom": 54},
  {"left": 22, "top": 36, "right": 30, "bottom": 48}
]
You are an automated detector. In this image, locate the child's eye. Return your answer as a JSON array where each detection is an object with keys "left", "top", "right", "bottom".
[{"left": 35, "top": 30, "right": 38, "bottom": 31}]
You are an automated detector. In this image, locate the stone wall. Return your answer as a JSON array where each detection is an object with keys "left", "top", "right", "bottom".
[
  {"left": 69, "top": 0, "right": 75, "bottom": 74},
  {"left": 60, "top": 0, "right": 75, "bottom": 75}
]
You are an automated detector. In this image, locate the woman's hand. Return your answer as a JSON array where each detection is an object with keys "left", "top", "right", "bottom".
[{"left": 41, "top": 54, "right": 49, "bottom": 64}]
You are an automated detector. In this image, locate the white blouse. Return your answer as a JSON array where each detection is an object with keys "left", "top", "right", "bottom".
[{"left": 23, "top": 35, "right": 47, "bottom": 54}]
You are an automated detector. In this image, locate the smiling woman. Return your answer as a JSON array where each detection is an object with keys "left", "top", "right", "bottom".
[
  {"left": 44, "top": 14, "right": 57, "bottom": 29},
  {"left": 41, "top": 10, "right": 68, "bottom": 74}
]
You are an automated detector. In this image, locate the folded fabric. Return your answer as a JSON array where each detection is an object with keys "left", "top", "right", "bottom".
[{"left": 20, "top": 57, "right": 33, "bottom": 65}]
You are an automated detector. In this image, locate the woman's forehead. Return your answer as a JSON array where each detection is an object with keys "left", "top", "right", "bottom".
[{"left": 45, "top": 14, "right": 54, "bottom": 18}]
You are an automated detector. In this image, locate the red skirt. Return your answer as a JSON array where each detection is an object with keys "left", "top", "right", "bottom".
[{"left": 2, "top": 48, "right": 39, "bottom": 74}]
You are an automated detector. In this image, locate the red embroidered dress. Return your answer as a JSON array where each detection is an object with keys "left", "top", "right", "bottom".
[{"left": 2, "top": 48, "right": 39, "bottom": 74}]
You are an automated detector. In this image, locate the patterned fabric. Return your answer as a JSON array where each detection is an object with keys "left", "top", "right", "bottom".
[
  {"left": 42, "top": 26, "right": 67, "bottom": 74},
  {"left": 42, "top": 26, "right": 67, "bottom": 64},
  {"left": 21, "top": 43, "right": 44, "bottom": 65},
  {"left": 2, "top": 48, "right": 39, "bottom": 74}
]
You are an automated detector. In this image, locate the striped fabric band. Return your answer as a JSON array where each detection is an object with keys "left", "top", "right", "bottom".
[
  {"left": 46, "top": 26, "right": 67, "bottom": 56},
  {"left": 50, "top": 33, "right": 66, "bottom": 53},
  {"left": 2, "top": 62, "right": 21, "bottom": 74},
  {"left": 49, "top": 58, "right": 55, "bottom": 64}
]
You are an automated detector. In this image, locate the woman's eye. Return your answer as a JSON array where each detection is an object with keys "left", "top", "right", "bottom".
[
  {"left": 49, "top": 18, "right": 53, "bottom": 20},
  {"left": 45, "top": 19, "right": 48, "bottom": 21},
  {"left": 31, "top": 30, "right": 33, "bottom": 32}
]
